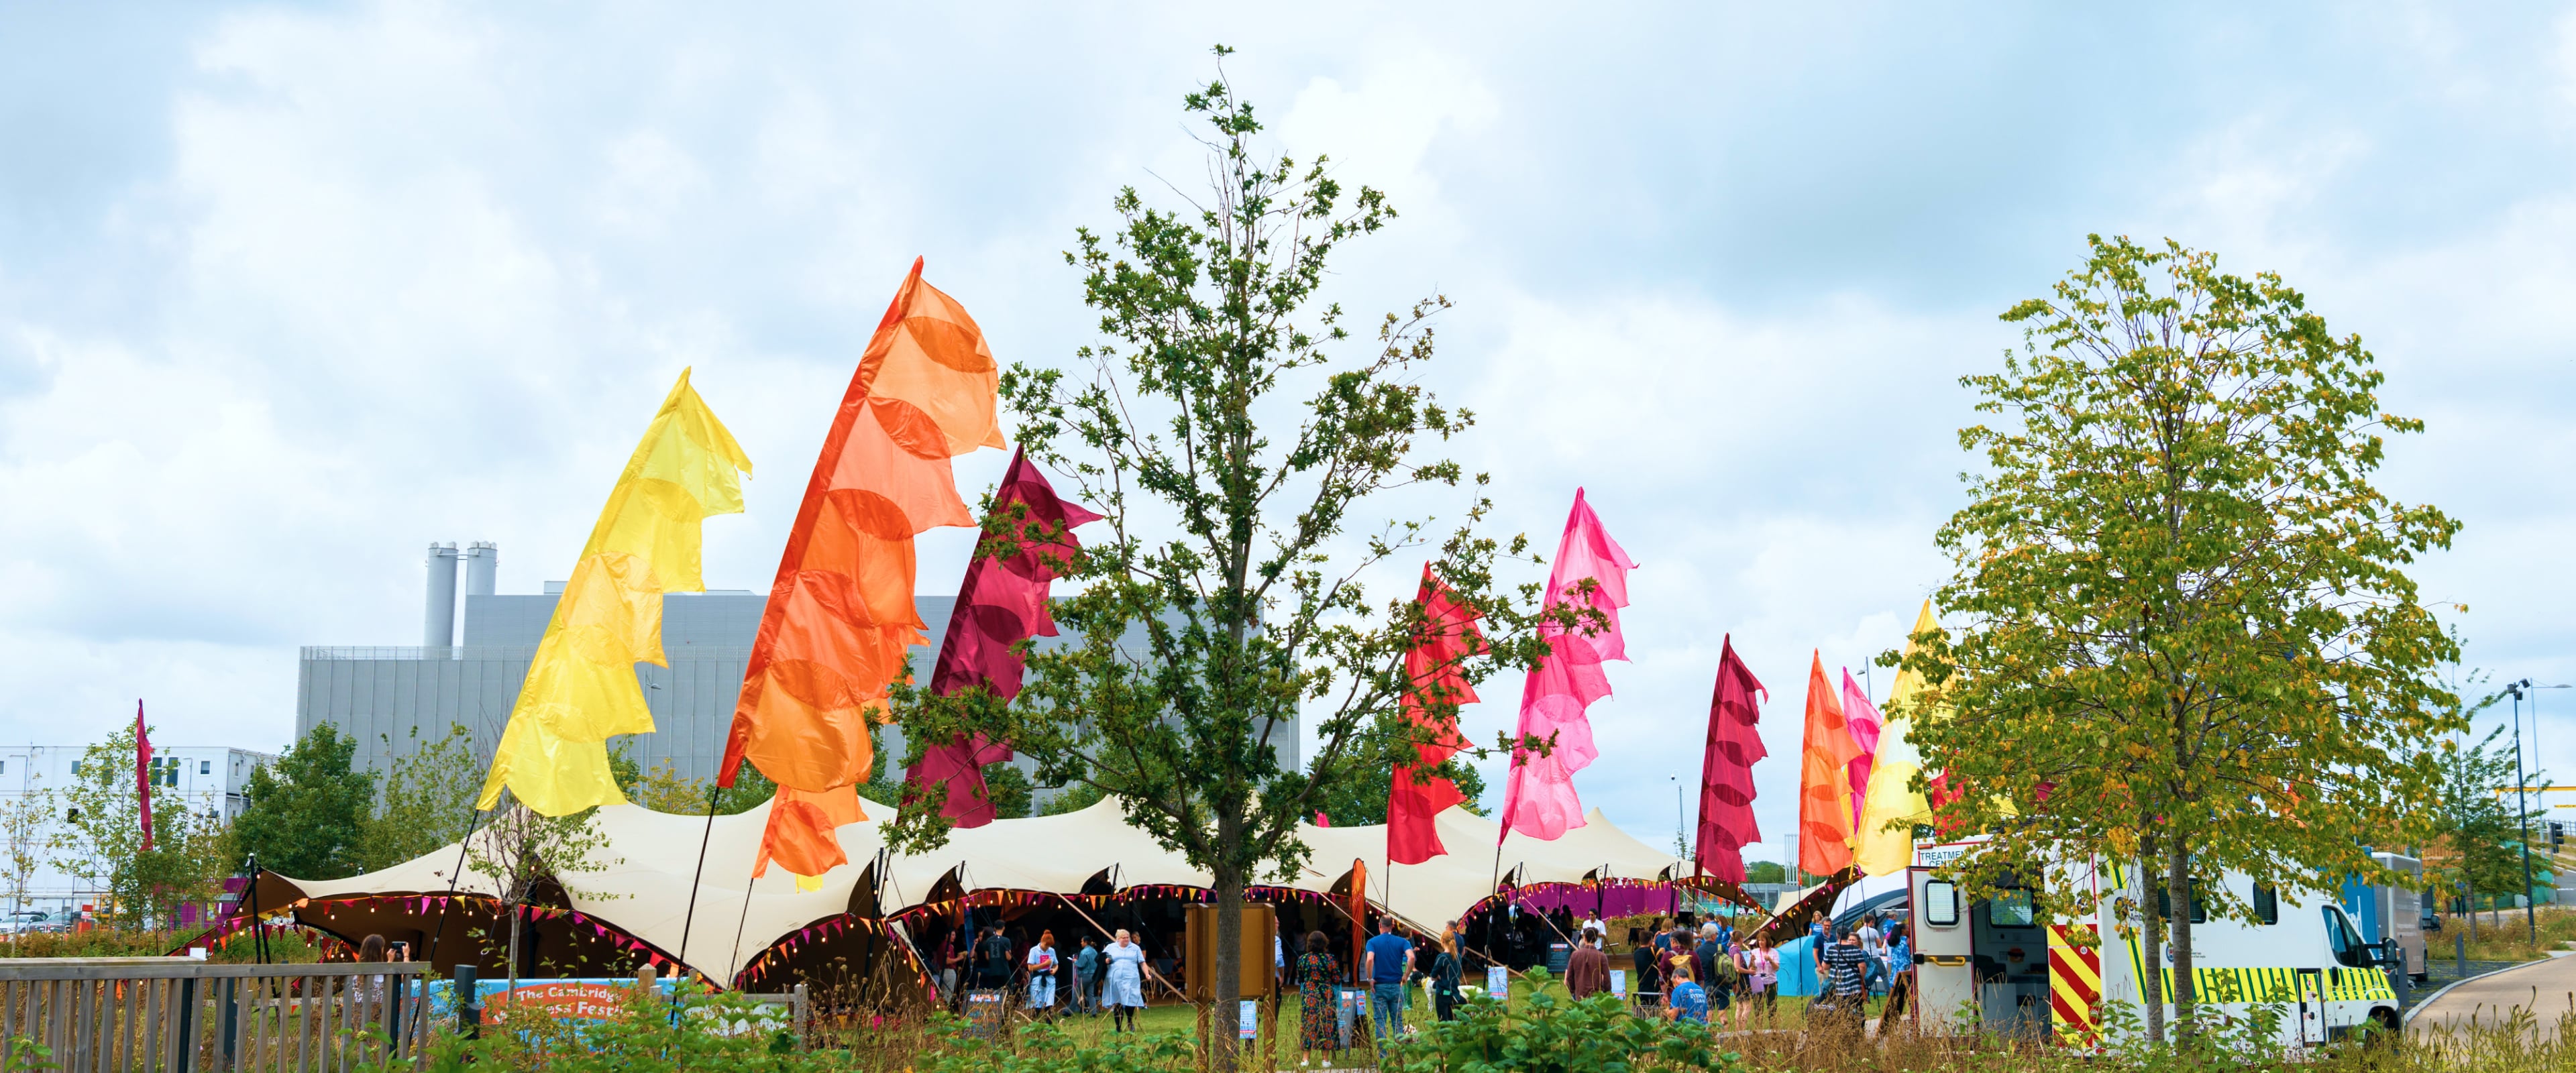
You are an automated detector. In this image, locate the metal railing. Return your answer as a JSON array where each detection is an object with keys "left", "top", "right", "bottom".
[{"left": 0, "top": 958, "right": 433, "bottom": 1073}]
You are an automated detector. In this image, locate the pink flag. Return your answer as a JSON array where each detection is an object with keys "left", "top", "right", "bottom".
[
  {"left": 136, "top": 700, "right": 154, "bottom": 852},
  {"left": 1499, "top": 489, "right": 1635, "bottom": 842},
  {"left": 1388, "top": 565, "right": 1485, "bottom": 865},
  {"left": 1839, "top": 671, "right": 1882, "bottom": 830},
  {"left": 1693, "top": 636, "right": 1766, "bottom": 882},
  {"left": 910, "top": 448, "right": 1099, "bottom": 827}
]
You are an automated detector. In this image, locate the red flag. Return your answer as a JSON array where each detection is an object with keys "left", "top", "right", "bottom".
[
  {"left": 1388, "top": 565, "right": 1485, "bottom": 865},
  {"left": 1693, "top": 636, "right": 1766, "bottom": 882},
  {"left": 1796, "top": 652, "right": 1862, "bottom": 876},
  {"left": 908, "top": 448, "right": 1097, "bottom": 828},
  {"left": 135, "top": 700, "right": 154, "bottom": 852}
]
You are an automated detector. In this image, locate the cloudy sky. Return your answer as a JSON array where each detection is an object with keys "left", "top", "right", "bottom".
[{"left": 5, "top": 1, "right": 2572, "bottom": 863}]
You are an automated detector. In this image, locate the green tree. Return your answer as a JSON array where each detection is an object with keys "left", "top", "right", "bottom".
[
  {"left": 628, "top": 758, "right": 776, "bottom": 816},
  {"left": 464, "top": 795, "right": 619, "bottom": 994},
  {"left": 885, "top": 50, "right": 1544, "bottom": 1071},
  {"left": 49, "top": 724, "right": 231, "bottom": 927},
  {"left": 1905, "top": 235, "right": 2462, "bottom": 1043},
  {"left": 1742, "top": 860, "right": 1787, "bottom": 885},
  {"left": 1038, "top": 779, "right": 1109, "bottom": 817},
  {"left": 0, "top": 773, "right": 51, "bottom": 920},
  {"left": 355, "top": 724, "right": 484, "bottom": 872},
  {"left": 1309, "top": 755, "right": 1487, "bottom": 828},
  {"left": 980, "top": 763, "right": 1034, "bottom": 821},
  {"left": 2426, "top": 720, "right": 2540, "bottom": 917},
  {"left": 233, "top": 724, "right": 376, "bottom": 881}
]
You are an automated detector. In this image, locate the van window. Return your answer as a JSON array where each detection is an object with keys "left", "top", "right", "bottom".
[
  {"left": 1992, "top": 891, "right": 2035, "bottom": 927},
  {"left": 2155, "top": 884, "right": 2208, "bottom": 924},
  {"left": 1924, "top": 881, "right": 1960, "bottom": 926},
  {"left": 2323, "top": 907, "right": 2371, "bottom": 968},
  {"left": 2253, "top": 883, "right": 2279, "bottom": 925}
]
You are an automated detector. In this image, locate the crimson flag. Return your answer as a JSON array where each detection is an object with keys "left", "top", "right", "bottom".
[
  {"left": 908, "top": 448, "right": 1099, "bottom": 827},
  {"left": 136, "top": 700, "right": 153, "bottom": 852},
  {"left": 1693, "top": 635, "right": 1766, "bottom": 882}
]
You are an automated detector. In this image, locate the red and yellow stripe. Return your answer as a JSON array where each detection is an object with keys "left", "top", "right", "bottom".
[{"left": 2047, "top": 923, "right": 2100, "bottom": 1043}]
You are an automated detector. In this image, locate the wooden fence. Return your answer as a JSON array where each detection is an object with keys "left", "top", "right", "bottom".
[{"left": 0, "top": 959, "right": 433, "bottom": 1073}]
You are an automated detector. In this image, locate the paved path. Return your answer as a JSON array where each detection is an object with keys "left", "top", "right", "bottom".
[{"left": 2409, "top": 953, "right": 2576, "bottom": 1042}]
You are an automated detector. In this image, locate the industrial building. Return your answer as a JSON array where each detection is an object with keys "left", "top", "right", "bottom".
[{"left": 297, "top": 543, "right": 1298, "bottom": 795}]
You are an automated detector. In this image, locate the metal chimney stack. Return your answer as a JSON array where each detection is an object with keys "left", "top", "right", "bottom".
[
  {"left": 464, "top": 542, "right": 498, "bottom": 597},
  {"left": 425, "top": 543, "right": 460, "bottom": 652}
]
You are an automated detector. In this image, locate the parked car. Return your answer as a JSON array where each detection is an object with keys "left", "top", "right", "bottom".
[{"left": 1, "top": 911, "right": 50, "bottom": 936}]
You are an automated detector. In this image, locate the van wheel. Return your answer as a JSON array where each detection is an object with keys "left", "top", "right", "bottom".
[{"left": 2367, "top": 1007, "right": 2400, "bottom": 1048}]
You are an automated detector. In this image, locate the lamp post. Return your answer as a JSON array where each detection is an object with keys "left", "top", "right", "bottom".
[{"left": 2508, "top": 682, "right": 2537, "bottom": 942}]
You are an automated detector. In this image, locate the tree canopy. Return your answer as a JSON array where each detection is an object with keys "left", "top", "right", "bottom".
[
  {"left": 233, "top": 723, "right": 376, "bottom": 881},
  {"left": 1905, "top": 235, "right": 2461, "bottom": 1040}
]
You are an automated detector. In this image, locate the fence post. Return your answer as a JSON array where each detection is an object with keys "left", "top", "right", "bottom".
[
  {"left": 220, "top": 978, "right": 238, "bottom": 1069},
  {"left": 792, "top": 984, "right": 808, "bottom": 1051},
  {"left": 453, "top": 965, "right": 480, "bottom": 1040},
  {"left": 2454, "top": 934, "right": 2465, "bottom": 979},
  {"left": 175, "top": 977, "right": 199, "bottom": 1073}
]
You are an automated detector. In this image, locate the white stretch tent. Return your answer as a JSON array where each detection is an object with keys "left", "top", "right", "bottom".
[{"left": 264, "top": 796, "right": 1697, "bottom": 985}]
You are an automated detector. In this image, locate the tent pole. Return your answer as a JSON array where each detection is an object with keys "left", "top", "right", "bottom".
[
  {"left": 725, "top": 852, "right": 760, "bottom": 991},
  {"left": 419, "top": 805, "right": 489, "bottom": 972},
  {"left": 674, "top": 781, "right": 724, "bottom": 975}
]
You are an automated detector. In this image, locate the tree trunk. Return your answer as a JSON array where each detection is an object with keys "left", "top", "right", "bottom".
[
  {"left": 2139, "top": 847, "right": 2164, "bottom": 1044},
  {"left": 2165, "top": 840, "right": 2196, "bottom": 1043},
  {"left": 1212, "top": 860, "right": 1246, "bottom": 1073},
  {"left": 506, "top": 906, "right": 523, "bottom": 999}
]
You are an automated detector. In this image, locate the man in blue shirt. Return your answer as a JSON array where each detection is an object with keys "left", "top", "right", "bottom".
[
  {"left": 1362, "top": 918, "right": 1415, "bottom": 1045},
  {"left": 1664, "top": 961, "right": 1709, "bottom": 1025}
]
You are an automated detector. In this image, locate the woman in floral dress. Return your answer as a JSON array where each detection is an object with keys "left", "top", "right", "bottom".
[{"left": 1296, "top": 930, "right": 1340, "bottom": 1055}]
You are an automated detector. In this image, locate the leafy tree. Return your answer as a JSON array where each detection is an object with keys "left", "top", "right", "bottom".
[
  {"left": 980, "top": 763, "right": 1034, "bottom": 821},
  {"left": 49, "top": 724, "right": 231, "bottom": 927},
  {"left": 355, "top": 724, "right": 483, "bottom": 872},
  {"left": 463, "top": 795, "right": 619, "bottom": 995},
  {"left": 1038, "top": 779, "right": 1109, "bottom": 817},
  {"left": 1904, "top": 235, "right": 2462, "bottom": 1042},
  {"left": 885, "top": 49, "right": 1543, "bottom": 1071},
  {"left": 0, "top": 774, "right": 50, "bottom": 920},
  {"left": 1310, "top": 755, "right": 1487, "bottom": 828},
  {"left": 629, "top": 757, "right": 775, "bottom": 817},
  {"left": 1742, "top": 860, "right": 1786, "bottom": 885},
  {"left": 2424, "top": 720, "right": 2541, "bottom": 917},
  {"left": 233, "top": 724, "right": 376, "bottom": 881}
]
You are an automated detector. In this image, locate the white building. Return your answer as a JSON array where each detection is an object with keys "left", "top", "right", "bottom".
[{"left": 0, "top": 744, "right": 272, "bottom": 916}]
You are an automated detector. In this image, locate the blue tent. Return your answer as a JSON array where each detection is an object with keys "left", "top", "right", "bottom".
[{"left": 1774, "top": 935, "right": 1821, "bottom": 997}]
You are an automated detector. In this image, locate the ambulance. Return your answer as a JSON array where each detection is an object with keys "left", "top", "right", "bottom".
[{"left": 1907, "top": 837, "right": 2402, "bottom": 1046}]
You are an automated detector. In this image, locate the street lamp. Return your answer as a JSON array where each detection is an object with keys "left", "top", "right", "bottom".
[{"left": 2506, "top": 682, "right": 2538, "bottom": 942}]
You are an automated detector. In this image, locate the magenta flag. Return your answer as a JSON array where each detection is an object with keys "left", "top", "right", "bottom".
[
  {"left": 1693, "top": 636, "right": 1766, "bottom": 882},
  {"left": 908, "top": 449, "right": 1099, "bottom": 828},
  {"left": 1839, "top": 669, "right": 1882, "bottom": 830},
  {"left": 1498, "top": 488, "right": 1635, "bottom": 842},
  {"left": 135, "top": 700, "right": 154, "bottom": 852}
]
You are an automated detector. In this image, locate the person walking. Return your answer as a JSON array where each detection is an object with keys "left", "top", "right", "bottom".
[
  {"left": 1073, "top": 935, "right": 1101, "bottom": 1015},
  {"left": 1856, "top": 914, "right": 1888, "bottom": 996},
  {"left": 1883, "top": 927, "right": 1915, "bottom": 1021},
  {"left": 1817, "top": 927, "right": 1870, "bottom": 1037},
  {"left": 1102, "top": 929, "right": 1150, "bottom": 1033},
  {"left": 1361, "top": 918, "right": 1414, "bottom": 1048},
  {"left": 1295, "top": 931, "right": 1340, "bottom": 1059},
  {"left": 1026, "top": 930, "right": 1059, "bottom": 1019},
  {"left": 1428, "top": 934, "right": 1464, "bottom": 1022},
  {"left": 1566, "top": 927, "right": 1611, "bottom": 1000},
  {"left": 1631, "top": 934, "right": 1661, "bottom": 1010},
  {"left": 1744, "top": 937, "right": 1780, "bottom": 1023}
]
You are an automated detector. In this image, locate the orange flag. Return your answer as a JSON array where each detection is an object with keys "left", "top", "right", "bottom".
[
  {"left": 720, "top": 258, "right": 1003, "bottom": 883},
  {"left": 1796, "top": 651, "right": 1862, "bottom": 877}
]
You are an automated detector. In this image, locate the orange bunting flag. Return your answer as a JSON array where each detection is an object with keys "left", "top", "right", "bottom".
[
  {"left": 720, "top": 258, "right": 1003, "bottom": 885},
  {"left": 1796, "top": 651, "right": 1862, "bottom": 877}
]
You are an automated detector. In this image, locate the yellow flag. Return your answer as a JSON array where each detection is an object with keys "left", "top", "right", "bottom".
[
  {"left": 478, "top": 369, "right": 753, "bottom": 815},
  {"left": 1852, "top": 600, "right": 1940, "bottom": 876}
]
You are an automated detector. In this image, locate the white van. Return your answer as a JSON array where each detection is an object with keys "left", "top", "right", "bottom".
[{"left": 1908, "top": 837, "right": 2402, "bottom": 1046}]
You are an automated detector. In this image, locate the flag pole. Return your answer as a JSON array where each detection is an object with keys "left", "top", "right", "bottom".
[
  {"left": 419, "top": 804, "right": 490, "bottom": 971},
  {"left": 674, "top": 781, "right": 724, "bottom": 974}
]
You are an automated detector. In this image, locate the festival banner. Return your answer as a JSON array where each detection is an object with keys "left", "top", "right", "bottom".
[
  {"left": 1692, "top": 636, "right": 1766, "bottom": 882},
  {"left": 1852, "top": 600, "right": 1942, "bottom": 876},
  {"left": 908, "top": 447, "right": 1097, "bottom": 828},
  {"left": 1499, "top": 489, "right": 1635, "bottom": 842},
  {"left": 721, "top": 258, "right": 1003, "bottom": 883},
  {"left": 1388, "top": 565, "right": 1485, "bottom": 864},
  {"left": 479, "top": 369, "right": 753, "bottom": 815},
  {"left": 1795, "top": 651, "right": 1861, "bottom": 877}
]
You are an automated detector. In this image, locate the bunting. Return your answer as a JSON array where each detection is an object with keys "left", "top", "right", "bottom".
[
  {"left": 1692, "top": 635, "right": 1766, "bottom": 883},
  {"left": 478, "top": 369, "right": 753, "bottom": 815},
  {"left": 1498, "top": 489, "right": 1635, "bottom": 843},
  {"left": 908, "top": 448, "right": 1097, "bottom": 828},
  {"left": 1796, "top": 651, "right": 1862, "bottom": 877},
  {"left": 1387, "top": 565, "right": 1484, "bottom": 865},
  {"left": 721, "top": 258, "right": 1003, "bottom": 884},
  {"left": 1854, "top": 600, "right": 1942, "bottom": 875}
]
